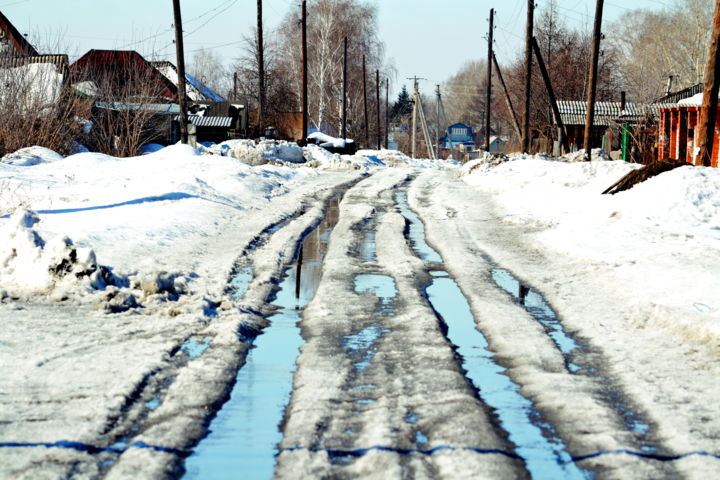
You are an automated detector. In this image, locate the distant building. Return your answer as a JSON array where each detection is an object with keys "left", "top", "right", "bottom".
[{"left": 438, "top": 123, "right": 475, "bottom": 151}]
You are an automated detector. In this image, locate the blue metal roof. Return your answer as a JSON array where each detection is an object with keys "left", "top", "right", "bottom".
[{"left": 185, "top": 73, "right": 224, "bottom": 102}]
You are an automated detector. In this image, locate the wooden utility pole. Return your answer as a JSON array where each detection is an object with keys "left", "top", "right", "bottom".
[
  {"left": 301, "top": 0, "right": 308, "bottom": 140},
  {"left": 362, "top": 55, "right": 369, "bottom": 147},
  {"left": 408, "top": 77, "right": 424, "bottom": 158},
  {"left": 342, "top": 37, "right": 348, "bottom": 140},
  {"left": 697, "top": 0, "right": 720, "bottom": 167},
  {"left": 233, "top": 71, "right": 238, "bottom": 101},
  {"left": 485, "top": 8, "right": 494, "bottom": 151},
  {"left": 376, "top": 69, "right": 381, "bottom": 149},
  {"left": 531, "top": 36, "right": 568, "bottom": 153},
  {"left": 523, "top": 0, "right": 534, "bottom": 152},
  {"left": 436, "top": 85, "right": 441, "bottom": 157},
  {"left": 172, "top": 0, "right": 189, "bottom": 144},
  {"left": 583, "top": 0, "right": 604, "bottom": 161},
  {"left": 257, "top": 0, "right": 265, "bottom": 133},
  {"left": 493, "top": 52, "right": 522, "bottom": 142},
  {"left": 385, "top": 78, "right": 389, "bottom": 149}
]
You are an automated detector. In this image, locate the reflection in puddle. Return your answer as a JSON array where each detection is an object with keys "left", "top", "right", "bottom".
[
  {"left": 359, "top": 219, "right": 377, "bottom": 263},
  {"left": 184, "top": 197, "right": 340, "bottom": 479},
  {"left": 491, "top": 267, "right": 656, "bottom": 449},
  {"left": 395, "top": 190, "right": 442, "bottom": 263},
  {"left": 396, "top": 185, "right": 583, "bottom": 477},
  {"left": 426, "top": 276, "right": 585, "bottom": 479}
]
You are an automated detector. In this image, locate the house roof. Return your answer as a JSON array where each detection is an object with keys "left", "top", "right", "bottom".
[
  {"left": 70, "top": 50, "right": 178, "bottom": 101},
  {"left": 178, "top": 115, "right": 233, "bottom": 128},
  {"left": 557, "top": 101, "right": 676, "bottom": 126},
  {"left": 151, "top": 61, "right": 224, "bottom": 103},
  {"left": 95, "top": 101, "right": 181, "bottom": 114},
  {"left": 0, "top": 11, "right": 38, "bottom": 56},
  {"left": 655, "top": 83, "right": 703, "bottom": 104}
]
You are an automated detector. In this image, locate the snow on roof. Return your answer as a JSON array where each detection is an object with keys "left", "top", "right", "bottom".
[{"left": 676, "top": 91, "right": 720, "bottom": 107}]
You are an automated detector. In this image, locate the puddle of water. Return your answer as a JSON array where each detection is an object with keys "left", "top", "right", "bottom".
[
  {"left": 415, "top": 431, "right": 429, "bottom": 445},
  {"left": 359, "top": 220, "right": 377, "bottom": 263},
  {"left": 492, "top": 269, "right": 580, "bottom": 358},
  {"left": 490, "top": 267, "right": 657, "bottom": 449},
  {"left": 352, "top": 384, "right": 378, "bottom": 390},
  {"left": 230, "top": 266, "right": 253, "bottom": 300},
  {"left": 184, "top": 198, "right": 340, "bottom": 479},
  {"left": 426, "top": 276, "right": 585, "bottom": 479},
  {"left": 395, "top": 190, "right": 442, "bottom": 263},
  {"left": 354, "top": 274, "right": 397, "bottom": 315},
  {"left": 343, "top": 323, "right": 391, "bottom": 373},
  {"left": 179, "top": 337, "right": 212, "bottom": 360},
  {"left": 404, "top": 412, "right": 419, "bottom": 424},
  {"left": 144, "top": 399, "right": 160, "bottom": 411}
]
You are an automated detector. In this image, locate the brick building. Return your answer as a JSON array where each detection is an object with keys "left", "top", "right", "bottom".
[{"left": 658, "top": 93, "right": 719, "bottom": 167}]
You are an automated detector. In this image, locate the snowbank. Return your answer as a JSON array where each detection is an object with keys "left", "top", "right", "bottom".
[
  {"left": 1, "top": 146, "right": 64, "bottom": 166},
  {"left": 462, "top": 153, "right": 720, "bottom": 348},
  {"left": 0, "top": 209, "right": 114, "bottom": 296},
  {"left": 210, "top": 139, "right": 304, "bottom": 165}
]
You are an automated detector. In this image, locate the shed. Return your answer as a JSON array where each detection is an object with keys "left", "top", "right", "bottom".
[
  {"left": 439, "top": 123, "right": 475, "bottom": 151},
  {"left": 658, "top": 93, "right": 719, "bottom": 167}
]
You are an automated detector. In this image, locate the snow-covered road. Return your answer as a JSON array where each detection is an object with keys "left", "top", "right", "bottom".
[{"left": 2, "top": 145, "right": 719, "bottom": 479}]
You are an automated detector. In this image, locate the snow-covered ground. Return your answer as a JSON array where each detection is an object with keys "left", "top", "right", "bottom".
[{"left": 1, "top": 141, "right": 719, "bottom": 478}]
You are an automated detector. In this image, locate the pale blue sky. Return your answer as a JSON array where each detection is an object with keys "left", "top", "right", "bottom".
[{"left": 2, "top": 0, "right": 671, "bottom": 96}]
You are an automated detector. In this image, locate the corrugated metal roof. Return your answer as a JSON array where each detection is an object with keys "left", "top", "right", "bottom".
[
  {"left": 174, "top": 115, "right": 233, "bottom": 128},
  {"left": 557, "top": 101, "right": 676, "bottom": 126}
]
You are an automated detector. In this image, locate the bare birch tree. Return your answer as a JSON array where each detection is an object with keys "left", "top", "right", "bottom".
[
  {"left": 275, "top": 0, "right": 386, "bottom": 141},
  {"left": 609, "top": 0, "right": 714, "bottom": 101}
]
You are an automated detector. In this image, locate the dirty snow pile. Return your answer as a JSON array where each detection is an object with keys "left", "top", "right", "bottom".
[
  {"left": 0, "top": 143, "right": 330, "bottom": 307},
  {"left": 462, "top": 151, "right": 720, "bottom": 345},
  {"left": 0, "top": 209, "right": 112, "bottom": 296},
  {"left": 205, "top": 139, "right": 457, "bottom": 171}
]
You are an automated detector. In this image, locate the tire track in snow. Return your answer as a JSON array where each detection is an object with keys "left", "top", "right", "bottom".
[
  {"left": 408, "top": 171, "right": 692, "bottom": 478},
  {"left": 276, "top": 171, "right": 527, "bottom": 479}
]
